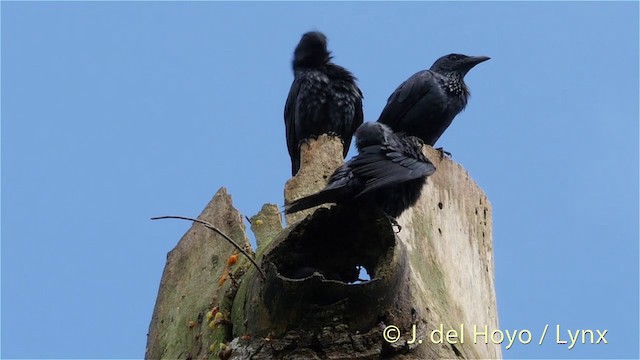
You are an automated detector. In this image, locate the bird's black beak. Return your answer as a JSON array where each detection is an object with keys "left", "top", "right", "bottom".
[
  {"left": 467, "top": 56, "right": 490, "bottom": 67},
  {"left": 460, "top": 56, "right": 490, "bottom": 75}
]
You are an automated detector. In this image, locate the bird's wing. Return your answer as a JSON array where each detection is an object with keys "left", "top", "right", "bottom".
[
  {"left": 284, "top": 71, "right": 330, "bottom": 175},
  {"left": 377, "top": 70, "right": 435, "bottom": 126},
  {"left": 284, "top": 77, "right": 302, "bottom": 158},
  {"left": 350, "top": 144, "right": 435, "bottom": 196},
  {"left": 325, "top": 163, "right": 356, "bottom": 190},
  {"left": 325, "top": 64, "right": 364, "bottom": 157},
  {"left": 330, "top": 81, "right": 364, "bottom": 157},
  {"left": 351, "top": 88, "right": 365, "bottom": 142},
  {"left": 284, "top": 163, "right": 357, "bottom": 213},
  {"left": 293, "top": 71, "right": 330, "bottom": 140}
]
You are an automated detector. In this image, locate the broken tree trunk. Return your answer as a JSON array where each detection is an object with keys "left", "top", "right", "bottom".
[{"left": 146, "top": 136, "right": 501, "bottom": 359}]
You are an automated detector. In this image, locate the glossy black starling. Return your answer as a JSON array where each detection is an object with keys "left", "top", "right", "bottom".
[
  {"left": 377, "top": 53, "right": 489, "bottom": 147},
  {"left": 285, "top": 122, "right": 435, "bottom": 218},
  {"left": 285, "top": 31, "right": 364, "bottom": 176}
]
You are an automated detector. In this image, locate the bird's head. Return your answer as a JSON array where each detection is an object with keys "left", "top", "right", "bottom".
[
  {"left": 355, "top": 122, "right": 394, "bottom": 150},
  {"left": 293, "top": 31, "right": 331, "bottom": 69},
  {"left": 430, "top": 54, "right": 490, "bottom": 77}
]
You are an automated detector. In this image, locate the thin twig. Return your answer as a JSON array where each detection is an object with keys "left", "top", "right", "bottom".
[{"left": 151, "top": 215, "right": 266, "bottom": 279}]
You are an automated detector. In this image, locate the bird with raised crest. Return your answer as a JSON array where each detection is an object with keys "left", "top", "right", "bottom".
[{"left": 284, "top": 31, "right": 364, "bottom": 176}]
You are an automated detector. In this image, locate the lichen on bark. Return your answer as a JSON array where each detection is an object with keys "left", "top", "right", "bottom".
[{"left": 146, "top": 136, "right": 501, "bottom": 359}]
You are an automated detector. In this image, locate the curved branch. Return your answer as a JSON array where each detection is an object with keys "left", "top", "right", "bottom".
[{"left": 151, "top": 215, "right": 266, "bottom": 279}]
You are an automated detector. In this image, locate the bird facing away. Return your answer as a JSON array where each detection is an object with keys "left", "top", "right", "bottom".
[
  {"left": 377, "top": 53, "right": 489, "bottom": 147},
  {"left": 284, "top": 31, "right": 364, "bottom": 176},
  {"left": 285, "top": 122, "right": 436, "bottom": 218}
]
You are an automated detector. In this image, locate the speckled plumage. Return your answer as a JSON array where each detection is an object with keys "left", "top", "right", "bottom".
[
  {"left": 377, "top": 53, "right": 489, "bottom": 146},
  {"left": 285, "top": 32, "right": 364, "bottom": 176}
]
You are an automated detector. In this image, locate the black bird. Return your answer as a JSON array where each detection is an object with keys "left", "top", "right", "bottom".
[
  {"left": 285, "top": 122, "right": 435, "bottom": 218},
  {"left": 377, "top": 53, "right": 489, "bottom": 148},
  {"left": 285, "top": 31, "right": 364, "bottom": 176}
]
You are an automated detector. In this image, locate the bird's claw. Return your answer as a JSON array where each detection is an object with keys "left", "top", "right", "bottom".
[
  {"left": 436, "top": 147, "right": 452, "bottom": 159},
  {"left": 386, "top": 216, "right": 402, "bottom": 233},
  {"left": 299, "top": 137, "right": 312, "bottom": 148}
]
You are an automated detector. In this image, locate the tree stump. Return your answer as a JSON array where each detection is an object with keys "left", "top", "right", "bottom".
[{"left": 146, "top": 137, "right": 501, "bottom": 359}]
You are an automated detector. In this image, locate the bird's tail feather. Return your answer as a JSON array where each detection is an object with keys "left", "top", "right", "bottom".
[
  {"left": 284, "top": 190, "right": 338, "bottom": 214},
  {"left": 291, "top": 158, "right": 300, "bottom": 177}
]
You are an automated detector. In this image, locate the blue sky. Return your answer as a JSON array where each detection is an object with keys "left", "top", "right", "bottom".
[{"left": 2, "top": 2, "right": 638, "bottom": 359}]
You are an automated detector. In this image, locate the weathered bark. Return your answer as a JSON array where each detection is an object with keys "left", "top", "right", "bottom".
[
  {"left": 146, "top": 136, "right": 501, "bottom": 359},
  {"left": 284, "top": 134, "right": 345, "bottom": 225},
  {"left": 145, "top": 188, "right": 253, "bottom": 360}
]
